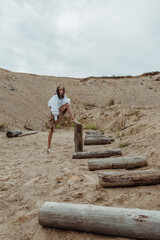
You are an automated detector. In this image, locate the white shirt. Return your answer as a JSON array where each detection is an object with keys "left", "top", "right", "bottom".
[{"left": 48, "top": 94, "right": 70, "bottom": 120}]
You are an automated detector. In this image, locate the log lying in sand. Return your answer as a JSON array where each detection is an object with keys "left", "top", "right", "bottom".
[
  {"left": 85, "top": 134, "right": 115, "bottom": 142},
  {"left": 84, "top": 137, "right": 112, "bottom": 145},
  {"left": 38, "top": 201, "right": 160, "bottom": 240},
  {"left": 18, "top": 131, "right": 38, "bottom": 137},
  {"left": 72, "top": 149, "right": 122, "bottom": 159},
  {"left": 98, "top": 169, "right": 160, "bottom": 187},
  {"left": 85, "top": 130, "right": 104, "bottom": 135},
  {"left": 6, "top": 130, "right": 38, "bottom": 138},
  {"left": 6, "top": 130, "right": 22, "bottom": 138},
  {"left": 85, "top": 134, "right": 104, "bottom": 138},
  {"left": 88, "top": 156, "right": 147, "bottom": 171},
  {"left": 74, "top": 124, "right": 83, "bottom": 152}
]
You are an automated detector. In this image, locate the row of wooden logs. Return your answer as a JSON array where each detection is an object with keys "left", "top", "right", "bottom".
[
  {"left": 74, "top": 127, "right": 114, "bottom": 152},
  {"left": 38, "top": 127, "right": 160, "bottom": 239},
  {"left": 84, "top": 130, "right": 115, "bottom": 145},
  {"left": 73, "top": 130, "right": 160, "bottom": 188}
]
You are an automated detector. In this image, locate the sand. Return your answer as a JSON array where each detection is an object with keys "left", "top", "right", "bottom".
[{"left": 0, "top": 68, "right": 160, "bottom": 240}]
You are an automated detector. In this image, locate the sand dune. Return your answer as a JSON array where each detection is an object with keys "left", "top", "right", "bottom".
[{"left": 0, "top": 68, "right": 160, "bottom": 240}]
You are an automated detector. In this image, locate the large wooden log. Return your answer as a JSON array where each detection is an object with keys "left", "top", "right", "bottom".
[
  {"left": 74, "top": 124, "right": 83, "bottom": 152},
  {"left": 72, "top": 149, "right": 121, "bottom": 159},
  {"left": 98, "top": 169, "right": 160, "bottom": 187},
  {"left": 88, "top": 156, "right": 147, "bottom": 171},
  {"left": 38, "top": 202, "right": 160, "bottom": 240},
  {"left": 84, "top": 137, "right": 112, "bottom": 145}
]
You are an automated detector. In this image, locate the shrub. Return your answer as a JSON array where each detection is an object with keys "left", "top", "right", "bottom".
[
  {"left": 55, "top": 123, "right": 62, "bottom": 129},
  {"left": 119, "top": 142, "right": 130, "bottom": 148},
  {"left": 0, "top": 122, "right": 8, "bottom": 132},
  {"left": 109, "top": 98, "right": 115, "bottom": 106},
  {"left": 84, "top": 122, "right": 97, "bottom": 130}
]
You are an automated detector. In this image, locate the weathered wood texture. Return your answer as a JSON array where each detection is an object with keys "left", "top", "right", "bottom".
[
  {"left": 85, "top": 134, "right": 104, "bottom": 138},
  {"left": 72, "top": 149, "right": 122, "bottom": 159},
  {"left": 84, "top": 137, "right": 112, "bottom": 145},
  {"left": 85, "top": 136, "right": 115, "bottom": 142},
  {"left": 74, "top": 124, "right": 83, "bottom": 152},
  {"left": 98, "top": 169, "right": 160, "bottom": 187},
  {"left": 38, "top": 202, "right": 160, "bottom": 240},
  {"left": 18, "top": 131, "right": 38, "bottom": 137},
  {"left": 85, "top": 130, "right": 104, "bottom": 135},
  {"left": 88, "top": 156, "right": 147, "bottom": 171},
  {"left": 6, "top": 130, "right": 38, "bottom": 138},
  {"left": 6, "top": 130, "right": 22, "bottom": 138}
]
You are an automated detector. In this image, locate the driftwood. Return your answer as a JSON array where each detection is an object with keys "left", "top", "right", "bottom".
[
  {"left": 38, "top": 201, "right": 160, "bottom": 240},
  {"left": 120, "top": 122, "right": 137, "bottom": 130},
  {"left": 18, "top": 131, "right": 38, "bottom": 137},
  {"left": 72, "top": 149, "right": 122, "bottom": 159},
  {"left": 74, "top": 124, "right": 83, "bottom": 152},
  {"left": 85, "top": 130, "right": 104, "bottom": 135},
  {"left": 6, "top": 130, "right": 22, "bottom": 138},
  {"left": 6, "top": 130, "right": 38, "bottom": 138},
  {"left": 84, "top": 137, "right": 112, "bottom": 145},
  {"left": 88, "top": 156, "right": 147, "bottom": 171},
  {"left": 85, "top": 134, "right": 105, "bottom": 138},
  {"left": 98, "top": 169, "right": 160, "bottom": 187},
  {"left": 85, "top": 136, "right": 115, "bottom": 142}
]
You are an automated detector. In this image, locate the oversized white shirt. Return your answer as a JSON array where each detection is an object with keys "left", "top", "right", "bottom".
[{"left": 48, "top": 94, "right": 70, "bottom": 120}]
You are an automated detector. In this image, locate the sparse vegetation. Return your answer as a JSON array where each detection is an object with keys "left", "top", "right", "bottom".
[
  {"left": 121, "top": 132, "right": 125, "bottom": 137},
  {"left": 55, "top": 123, "right": 62, "bottom": 129},
  {"left": 109, "top": 98, "right": 115, "bottom": 106},
  {"left": 155, "top": 76, "right": 160, "bottom": 81},
  {"left": 119, "top": 142, "right": 130, "bottom": 148},
  {"left": 84, "top": 122, "right": 97, "bottom": 130},
  {"left": 0, "top": 122, "right": 8, "bottom": 132}
]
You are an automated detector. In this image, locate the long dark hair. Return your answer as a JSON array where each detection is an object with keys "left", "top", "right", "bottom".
[{"left": 56, "top": 85, "right": 65, "bottom": 99}]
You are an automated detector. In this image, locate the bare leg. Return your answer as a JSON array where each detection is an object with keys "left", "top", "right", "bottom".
[
  {"left": 47, "top": 128, "right": 53, "bottom": 152},
  {"left": 65, "top": 104, "right": 79, "bottom": 123},
  {"left": 66, "top": 104, "right": 75, "bottom": 120}
]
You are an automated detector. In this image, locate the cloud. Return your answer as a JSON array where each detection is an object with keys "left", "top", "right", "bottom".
[{"left": 0, "top": 0, "right": 160, "bottom": 77}]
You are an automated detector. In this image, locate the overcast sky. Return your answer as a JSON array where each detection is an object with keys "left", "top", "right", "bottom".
[{"left": 0, "top": 0, "right": 160, "bottom": 78}]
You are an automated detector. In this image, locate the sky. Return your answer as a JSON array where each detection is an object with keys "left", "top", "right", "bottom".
[{"left": 0, "top": 0, "right": 160, "bottom": 78}]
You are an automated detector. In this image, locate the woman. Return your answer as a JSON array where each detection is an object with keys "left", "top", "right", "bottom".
[{"left": 47, "top": 85, "right": 79, "bottom": 153}]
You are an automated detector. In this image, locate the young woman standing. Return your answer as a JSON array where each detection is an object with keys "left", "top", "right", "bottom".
[{"left": 47, "top": 85, "right": 79, "bottom": 153}]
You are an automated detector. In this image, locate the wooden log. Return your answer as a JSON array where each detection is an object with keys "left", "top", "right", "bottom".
[
  {"left": 98, "top": 169, "right": 160, "bottom": 187},
  {"left": 85, "top": 130, "right": 104, "bottom": 135},
  {"left": 85, "top": 134, "right": 105, "bottom": 138},
  {"left": 88, "top": 156, "right": 147, "bottom": 171},
  {"left": 84, "top": 137, "right": 112, "bottom": 145},
  {"left": 85, "top": 135, "right": 115, "bottom": 142},
  {"left": 74, "top": 124, "right": 83, "bottom": 152},
  {"left": 6, "top": 130, "right": 22, "bottom": 138},
  {"left": 18, "top": 130, "right": 38, "bottom": 137},
  {"left": 72, "top": 149, "right": 121, "bottom": 159},
  {"left": 38, "top": 201, "right": 160, "bottom": 240}
]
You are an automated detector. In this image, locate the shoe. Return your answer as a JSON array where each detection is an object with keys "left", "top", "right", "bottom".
[{"left": 47, "top": 149, "right": 50, "bottom": 153}]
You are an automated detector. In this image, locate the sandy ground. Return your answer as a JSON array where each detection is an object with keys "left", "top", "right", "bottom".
[
  {"left": 0, "top": 68, "right": 160, "bottom": 239},
  {"left": 0, "top": 122, "right": 160, "bottom": 240}
]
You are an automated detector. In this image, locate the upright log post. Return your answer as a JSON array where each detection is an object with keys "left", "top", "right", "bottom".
[
  {"left": 74, "top": 124, "right": 83, "bottom": 152},
  {"left": 38, "top": 202, "right": 160, "bottom": 240}
]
